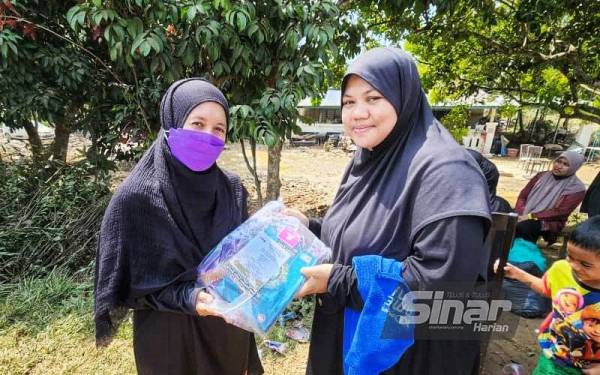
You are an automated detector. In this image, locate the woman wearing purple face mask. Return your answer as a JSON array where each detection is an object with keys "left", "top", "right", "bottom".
[{"left": 94, "top": 78, "right": 263, "bottom": 375}]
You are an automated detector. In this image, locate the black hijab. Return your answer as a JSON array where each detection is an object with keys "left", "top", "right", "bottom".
[
  {"left": 466, "top": 149, "right": 512, "bottom": 213},
  {"left": 94, "top": 78, "right": 244, "bottom": 345},
  {"left": 582, "top": 171, "right": 600, "bottom": 217},
  {"left": 321, "top": 47, "right": 491, "bottom": 265}
]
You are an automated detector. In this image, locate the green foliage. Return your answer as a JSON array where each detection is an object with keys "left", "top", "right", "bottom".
[
  {"left": 538, "top": 68, "right": 570, "bottom": 104},
  {"left": 358, "top": 0, "right": 600, "bottom": 124},
  {"left": 426, "top": 83, "right": 456, "bottom": 104},
  {"left": 286, "top": 296, "right": 315, "bottom": 326},
  {"left": 441, "top": 105, "right": 470, "bottom": 142},
  {"left": 499, "top": 104, "right": 518, "bottom": 121},
  {"left": 62, "top": 0, "right": 351, "bottom": 146},
  {"left": 0, "top": 159, "right": 111, "bottom": 282},
  {"left": 310, "top": 97, "right": 323, "bottom": 107},
  {"left": 0, "top": 1, "right": 124, "bottom": 163},
  {"left": 62, "top": 0, "right": 360, "bottom": 197},
  {"left": 0, "top": 271, "right": 93, "bottom": 334}
]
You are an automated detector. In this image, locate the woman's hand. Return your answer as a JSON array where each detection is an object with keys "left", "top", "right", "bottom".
[
  {"left": 195, "top": 291, "right": 222, "bottom": 318},
  {"left": 282, "top": 208, "right": 309, "bottom": 227},
  {"left": 296, "top": 264, "right": 334, "bottom": 298}
]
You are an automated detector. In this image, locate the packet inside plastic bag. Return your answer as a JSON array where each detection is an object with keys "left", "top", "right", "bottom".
[{"left": 196, "top": 201, "right": 331, "bottom": 335}]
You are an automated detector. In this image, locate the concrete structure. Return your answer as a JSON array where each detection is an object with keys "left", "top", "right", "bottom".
[{"left": 463, "top": 122, "right": 498, "bottom": 155}]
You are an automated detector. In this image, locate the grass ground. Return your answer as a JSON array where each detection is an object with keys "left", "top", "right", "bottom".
[
  {"left": 0, "top": 272, "right": 311, "bottom": 375},
  {"left": 0, "top": 273, "right": 135, "bottom": 374}
]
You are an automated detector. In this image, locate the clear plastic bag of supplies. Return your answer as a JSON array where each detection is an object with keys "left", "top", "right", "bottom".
[{"left": 196, "top": 201, "right": 331, "bottom": 335}]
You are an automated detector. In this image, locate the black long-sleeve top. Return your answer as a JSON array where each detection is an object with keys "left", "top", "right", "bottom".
[{"left": 307, "top": 215, "right": 487, "bottom": 375}]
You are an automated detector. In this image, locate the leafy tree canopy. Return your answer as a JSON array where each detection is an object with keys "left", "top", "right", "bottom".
[{"left": 355, "top": 0, "right": 600, "bottom": 124}]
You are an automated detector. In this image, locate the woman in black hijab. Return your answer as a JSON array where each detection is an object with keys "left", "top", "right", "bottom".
[
  {"left": 94, "top": 78, "right": 263, "bottom": 375},
  {"left": 290, "top": 48, "right": 492, "bottom": 374},
  {"left": 581, "top": 171, "right": 600, "bottom": 217},
  {"left": 467, "top": 149, "right": 512, "bottom": 213}
]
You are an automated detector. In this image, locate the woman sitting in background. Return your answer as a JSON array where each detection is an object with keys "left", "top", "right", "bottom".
[{"left": 514, "top": 151, "right": 587, "bottom": 244}]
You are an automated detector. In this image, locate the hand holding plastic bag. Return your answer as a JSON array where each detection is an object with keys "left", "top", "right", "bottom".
[{"left": 196, "top": 201, "right": 331, "bottom": 335}]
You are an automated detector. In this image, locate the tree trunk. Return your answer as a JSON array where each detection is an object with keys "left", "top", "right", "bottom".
[
  {"left": 539, "top": 107, "right": 547, "bottom": 123},
  {"left": 515, "top": 109, "right": 523, "bottom": 134},
  {"left": 22, "top": 121, "right": 44, "bottom": 163},
  {"left": 240, "top": 138, "right": 263, "bottom": 206},
  {"left": 530, "top": 107, "right": 548, "bottom": 140},
  {"left": 516, "top": 92, "right": 524, "bottom": 134},
  {"left": 552, "top": 117, "right": 562, "bottom": 144},
  {"left": 52, "top": 121, "right": 70, "bottom": 162},
  {"left": 528, "top": 107, "right": 540, "bottom": 131},
  {"left": 266, "top": 138, "right": 283, "bottom": 202}
]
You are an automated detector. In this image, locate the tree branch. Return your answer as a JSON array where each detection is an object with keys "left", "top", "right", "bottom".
[
  {"left": 577, "top": 103, "right": 600, "bottom": 117},
  {"left": 496, "top": 0, "right": 517, "bottom": 11},
  {"left": 239, "top": 138, "right": 263, "bottom": 206},
  {"left": 533, "top": 44, "right": 577, "bottom": 62},
  {"left": 538, "top": 101, "right": 600, "bottom": 125},
  {"left": 3, "top": 16, "right": 125, "bottom": 86},
  {"left": 560, "top": 108, "right": 600, "bottom": 125},
  {"left": 569, "top": 78, "right": 579, "bottom": 103},
  {"left": 130, "top": 67, "right": 152, "bottom": 134},
  {"left": 578, "top": 84, "right": 600, "bottom": 97},
  {"left": 458, "top": 77, "right": 535, "bottom": 98},
  {"left": 367, "top": 19, "right": 394, "bottom": 30}
]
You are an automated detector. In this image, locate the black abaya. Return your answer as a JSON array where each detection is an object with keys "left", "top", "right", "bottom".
[
  {"left": 133, "top": 311, "right": 262, "bottom": 375},
  {"left": 307, "top": 216, "right": 487, "bottom": 375},
  {"left": 94, "top": 79, "right": 263, "bottom": 374}
]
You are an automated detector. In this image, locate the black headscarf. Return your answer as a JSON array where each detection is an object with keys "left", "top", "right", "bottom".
[
  {"left": 581, "top": 171, "right": 600, "bottom": 217},
  {"left": 320, "top": 47, "right": 491, "bottom": 265},
  {"left": 94, "top": 78, "right": 244, "bottom": 345},
  {"left": 466, "top": 149, "right": 512, "bottom": 213}
]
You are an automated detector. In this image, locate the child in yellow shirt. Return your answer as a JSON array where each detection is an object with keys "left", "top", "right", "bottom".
[{"left": 501, "top": 216, "right": 600, "bottom": 374}]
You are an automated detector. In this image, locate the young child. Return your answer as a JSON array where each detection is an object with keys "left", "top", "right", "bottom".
[{"left": 501, "top": 216, "right": 600, "bottom": 374}]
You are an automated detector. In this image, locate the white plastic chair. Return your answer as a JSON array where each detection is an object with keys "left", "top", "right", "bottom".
[
  {"left": 524, "top": 145, "right": 545, "bottom": 175},
  {"left": 518, "top": 144, "right": 533, "bottom": 169}
]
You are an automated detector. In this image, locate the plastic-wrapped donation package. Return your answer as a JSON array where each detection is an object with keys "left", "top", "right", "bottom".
[{"left": 196, "top": 201, "right": 331, "bottom": 335}]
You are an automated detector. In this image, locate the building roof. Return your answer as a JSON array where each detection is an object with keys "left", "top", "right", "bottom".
[
  {"left": 298, "top": 90, "right": 341, "bottom": 108},
  {"left": 298, "top": 89, "right": 515, "bottom": 109}
]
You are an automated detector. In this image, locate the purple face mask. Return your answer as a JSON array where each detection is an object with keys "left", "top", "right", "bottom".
[{"left": 167, "top": 128, "right": 225, "bottom": 171}]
